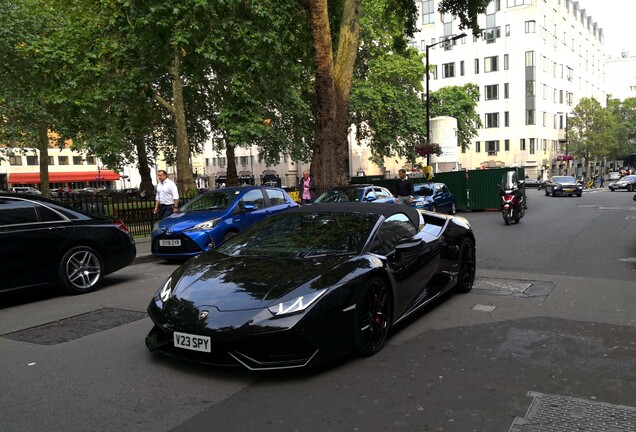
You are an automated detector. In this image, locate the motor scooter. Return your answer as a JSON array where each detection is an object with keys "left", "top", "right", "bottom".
[{"left": 498, "top": 171, "right": 525, "bottom": 225}]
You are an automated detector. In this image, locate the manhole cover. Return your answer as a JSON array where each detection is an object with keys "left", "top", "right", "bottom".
[
  {"left": 472, "top": 277, "right": 555, "bottom": 298},
  {"left": 2, "top": 308, "right": 147, "bottom": 345},
  {"left": 509, "top": 392, "right": 636, "bottom": 432}
]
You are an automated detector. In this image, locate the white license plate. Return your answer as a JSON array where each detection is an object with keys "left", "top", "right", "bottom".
[
  {"left": 173, "top": 332, "right": 211, "bottom": 353},
  {"left": 160, "top": 239, "right": 181, "bottom": 247}
]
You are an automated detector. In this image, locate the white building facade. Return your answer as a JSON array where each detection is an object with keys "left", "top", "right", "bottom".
[
  {"left": 411, "top": 0, "right": 606, "bottom": 178},
  {"left": 604, "top": 53, "right": 636, "bottom": 101}
]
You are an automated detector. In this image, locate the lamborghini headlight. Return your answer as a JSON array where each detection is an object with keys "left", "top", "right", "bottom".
[
  {"left": 188, "top": 218, "right": 221, "bottom": 232},
  {"left": 267, "top": 289, "right": 327, "bottom": 317},
  {"left": 157, "top": 277, "right": 173, "bottom": 303}
]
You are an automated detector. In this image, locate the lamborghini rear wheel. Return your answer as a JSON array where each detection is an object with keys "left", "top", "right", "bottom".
[
  {"left": 455, "top": 238, "right": 476, "bottom": 293},
  {"left": 354, "top": 277, "right": 392, "bottom": 356}
]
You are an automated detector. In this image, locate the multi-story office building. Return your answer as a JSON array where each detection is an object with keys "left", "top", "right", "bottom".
[
  {"left": 605, "top": 52, "right": 636, "bottom": 101},
  {"left": 409, "top": 0, "right": 605, "bottom": 178}
]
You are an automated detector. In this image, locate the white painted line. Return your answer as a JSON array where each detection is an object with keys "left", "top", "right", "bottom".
[{"left": 471, "top": 304, "right": 496, "bottom": 312}]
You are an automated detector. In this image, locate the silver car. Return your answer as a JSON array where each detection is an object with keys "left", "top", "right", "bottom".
[
  {"left": 608, "top": 175, "right": 636, "bottom": 192},
  {"left": 11, "top": 186, "right": 42, "bottom": 195}
]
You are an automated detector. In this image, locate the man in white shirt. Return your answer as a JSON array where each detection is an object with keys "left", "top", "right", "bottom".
[{"left": 153, "top": 170, "right": 180, "bottom": 219}]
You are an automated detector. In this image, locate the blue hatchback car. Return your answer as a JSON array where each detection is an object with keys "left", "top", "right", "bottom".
[
  {"left": 151, "top": 186, "right": 298, "bottom": 259},
  {"left": 411, "top": 182, "right": 456, "bottom": 214}
]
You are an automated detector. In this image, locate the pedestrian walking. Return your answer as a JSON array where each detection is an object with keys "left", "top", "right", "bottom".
[
  {"left": 395, "top": 169, "right": 414, "bottom": 206},
  {"left": 153, "top": 170, "right": 180, "bottom": 219},
  {"left": 298, "top": 170, "right": 317, "bottom": 205}
]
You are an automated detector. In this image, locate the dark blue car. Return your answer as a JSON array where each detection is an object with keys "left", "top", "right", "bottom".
[
  {"left": 411, "top": 182, "right": 456, "bottom": 214},
  {"left": 151, "top": 186, "right": 298, "bottom": 259}
]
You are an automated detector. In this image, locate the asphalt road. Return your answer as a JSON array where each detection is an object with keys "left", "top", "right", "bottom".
[{"left": 1, "top": 187, "right": 635, "bottom": 432}]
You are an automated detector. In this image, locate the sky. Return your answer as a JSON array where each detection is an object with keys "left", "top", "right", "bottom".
[{"left": 580, "top": 0, "right": 636, "bottom": 58}]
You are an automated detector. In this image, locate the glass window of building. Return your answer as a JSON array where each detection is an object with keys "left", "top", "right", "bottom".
[
  {"left": 505, "top": 139, "right": 510, "bottom": 151},
  {"left": 9, "top": 156, "right": 22, "bottom": 166},
  {"left": 520, "top": 139, "right": 526, "bottom": 151},
  {"left": 26, "top": 156, "right": 39, "bottom": 166},
  {"left": 525, "top": 20, "right": 536, "bottom": 33},
  {"left": 485, "top": 113, "right": 499, "bottom": 128},
  {"left": 86, "top": 156, "right": 96, "bottom": 165},
  {"left": 474, "top": 59, "right": 479, "bottom": 74},
  {"left": 73, "top": 156, "right": 83, "bottom": 165},
  {"left": 529, "top": 138, "right": 536, "bottom": 154},
  {"left": 475, "top": 141, "right": 481, "bottom": 152},
  {"left": 504, "top": 112, "right": 509, "bottom": 127},
  {"left": 58, "top": 156, "right": 69, "bottom": 165},
  {"left": 442, "top": 63, "right": 455, "bottom": 78},
  {"left": 504, "top": 83, "right": 509, "bottom": 98},
  {"left": 460, "top": 60, "right": 465, "bottom": 76},
  {"left": 526, "top": 110, "right": 535, "bottom": 125},
  {"left": 48, "top": 156, "right": 54, "bottom": 165},
  {"left": 486, "top": 140, "right": 499, "bottom": 155},
  {"left": 485, "top": 84, "right": 499, "bottom": 100},
  {"left": 504, "top": 54, "right": 509, "bottom": 70},
  {"left": 421, "top": 0, "right": 434, "bottom": 25},
  {"left": 484, "top": 56, "right": 498, "bottom": 72}
]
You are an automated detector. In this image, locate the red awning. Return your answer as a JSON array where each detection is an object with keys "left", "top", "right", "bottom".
[{"left": 9, "top": 170, "right": 120, "bottom": 184}]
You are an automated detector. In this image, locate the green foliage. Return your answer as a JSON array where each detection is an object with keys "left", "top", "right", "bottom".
[
  {"left": 568, "top": 97, "right": 618, "bottom": 162},
  {"left": 438, "top": 0, "right": 489, "bottom": 36},
  {"left": 607, "top": 97, "right": 636, "bottom": 161},
  {"left": 429, "top": 84, "right": 481, "bottom": 150},
  {"left": 349, "top": 0, "right": 427, "bottom": 166}
]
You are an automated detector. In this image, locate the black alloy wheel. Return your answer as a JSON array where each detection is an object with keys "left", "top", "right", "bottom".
[
  {"left": 353, "top": 277, "right": 392, "bottom": 356},
  {"left": 455, "top": 238, "right": 476, "bottom": 293},
  {"left": 58, "top": 246, "right": 104, "bottom": 294}
]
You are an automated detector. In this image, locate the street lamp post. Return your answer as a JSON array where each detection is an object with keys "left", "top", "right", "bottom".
[{"left": 425, "top": 33, "right": 466, "bottom": 167}]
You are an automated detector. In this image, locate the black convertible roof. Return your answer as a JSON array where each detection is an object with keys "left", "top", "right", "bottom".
[{"left": 287, "top": 203, "right": 420, "bottom": 227}]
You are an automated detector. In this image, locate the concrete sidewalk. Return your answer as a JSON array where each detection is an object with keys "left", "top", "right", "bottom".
[{"left": 132, "top": 237, "right": 157, "bottom": 264}]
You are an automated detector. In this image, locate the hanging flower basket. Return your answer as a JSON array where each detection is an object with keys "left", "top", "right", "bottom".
[{"left": 415, "top": 142, "right": 443, "bottom": 157}]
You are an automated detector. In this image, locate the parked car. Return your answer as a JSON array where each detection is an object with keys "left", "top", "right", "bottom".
[
  {"left": 608, "top": 175, "right": 636, "bottom": 192},
  {"left": 10, "top": 186, "right": 41, "bottom": 195},
  {"left": 70, "top": 187, "right": 98, "bottom": 196},
  {"left": 151, "top": 186, "right": 298, "bottom": 260},
  {"left": 608, "top": 172, "right": 621, "bottom": 181},
  {"left": 544, "top": 176, "right": 583, "bottom": 197},
  {"left": 411, "top": 182, "right": 456, "bottom": 214},
  {"left": 0, "top": 193, "right": 136, "bottom": 294},
  {"left": 522, "top": 177, "right": 541, "bottom": 188},
  {"left": 314, "top": 184, "right": 397, "bottom": 204},
  {"left": 145, "top": 203, "right": 476, "bottom": 370}
]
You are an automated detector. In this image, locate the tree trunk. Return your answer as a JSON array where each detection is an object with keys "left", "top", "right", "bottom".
[
  {"left": 226, "top": 144, "right": 238, "bottom": 186},
  {"left": 38, "top": 118, "right": 50, "bottom": 197},
  {"left": 170, "top": 50, "right": 195, "bottom": 195},
  {"left": 134, "top": 134, "right": 154, "bottom": 195},
  {"left": 308, "top": 0, "right": 361, "bottom": 189}
]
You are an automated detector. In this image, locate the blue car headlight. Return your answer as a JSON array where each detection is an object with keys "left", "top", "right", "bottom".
[
  {"left": 267, "top": 289, "right": 327, "bottom": 317},
  {"left": 188, "top": 218, "right": 221, "bottom": 232}
]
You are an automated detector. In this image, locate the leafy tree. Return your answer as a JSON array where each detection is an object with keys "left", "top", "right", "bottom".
[
  {"left": 306, "top": 0, "right": 486, "bottom": 188},
  {"left": 568, "top": 97, "right": 617, "bottom": 174},
  {"left": 349, "top": 0, "right": 427, "bottom": 167},
  {"left": 429, "top": 84, "right": 481, "bottom": 151},
  {"left": 607, "top": 97, "right": 636, "bottom": 164},
  {"left": 0, "top": 0, "right": 80, "bottom": 197}
]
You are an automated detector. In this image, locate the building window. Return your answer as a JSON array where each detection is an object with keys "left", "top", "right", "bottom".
[
  {"left": 73, "top": 156, "right": 83, "bottom": 165},
  {"left": 504, "top": 83, "right": 509, "bottom": 98},
  {"left": 432, "top": 65, "right": 437, "bottom": 79},
  {"left": 505, "top": 24, "right": 510, "bottom": 36},
  {"left": 484, "top": 56, "right": 499, "bottom": 72},
  {"left": 504, "top": 139, "right": 510, "bottom": 151},
  {"left": 240, "top": 156, "right": 248, "bottom": 166},
  {"left": 486, "top": 140, "right": 499, "bottom": 155},
  {"left": 442, "top": 62, "right": 455, "bottom": 78},
  {"left": 485, "top": 84, "right": 499, "bottom": 100},
  {"left": 58, "top": 156, "right": 69, "bottom": 165},
  {"left": 543, "top": 112, "right": 548, "bottom": 127},
  {"left": 485, "top": 113, "right": 499, "bottom": 128},
  {"left": 525, "top": 20, "right": 536, "bottom": 33},
  {"left": 218, "top": 157, "right": 226, "bottom": 168},
  {"left": 26, "top": 156, "right": 39, "bottom": 166},
  {"left": 460, "top": 60, "right": 465, "bottom": 76},
  {"left": 475, "top": 141, "right": 481, "bottom": 153},
  {"left": 504, "top": 111, "right": 509, "bottom": 127},
  {"left": 86, "top": 156, "right": 96, "bottom": 165},
  {"left": 504, "top": 54, "right": 509, "bottom": 70},
  {"left": 48, "top": 156, "right": 54, "bottom": 165},
  {"left": 422, "top": 0, "right": 435, "bottom": 25},
  {"left": 507, "top": 0, "right": 532, "bottom": 6},
  {"left": 529, "top": 138, "right": 536, "bottom": 154},
  {"left": 525, "top": 51, "right": 535, "bottom": 67},
  {"left": 9, "top": 156, "right": 22, "bottom": 165},
  {"left": 520, "top": 138, "right": 526, "bottom": 151},
  {"left": 474, "top": 59, "right": 479, "bottom": 74},
  {"left": 526, "top": 110, "right": 535, "bottom": 125}
]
